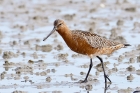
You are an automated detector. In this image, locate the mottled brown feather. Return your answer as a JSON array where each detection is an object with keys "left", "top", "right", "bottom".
[{"left": 72, "top": 30, "right": 120, "bottom": 48}]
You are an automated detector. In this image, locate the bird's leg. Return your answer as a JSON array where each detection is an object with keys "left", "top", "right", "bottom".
[
  {"left": 81, "top": 58, "right": 93, "bottom": 83},
  {"left": 96, "top": 56, "right": 112, "bottom": 83}
]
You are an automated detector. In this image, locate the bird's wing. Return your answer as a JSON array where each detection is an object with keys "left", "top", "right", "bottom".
[{"left": 72, "top": 30, "right": 120, "bottom": 48}]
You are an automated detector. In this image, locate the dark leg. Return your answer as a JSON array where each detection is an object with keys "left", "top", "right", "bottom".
[
  {"left": 82, "top": 58, "right": 93, "bottom": 83},
  {"left": 96, "top": 56, "right": 111, "bottom": 83}
]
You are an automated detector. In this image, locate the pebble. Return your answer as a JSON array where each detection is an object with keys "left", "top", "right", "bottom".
[
  {"left": 125, "top": 7, "right": 136, "bottom": 12},
  {"left": 127, "top": 74, "right": 134, "bottom": 81},
  {"left": 118, "top": 55, "right": 124, "bottom": 62},
  {"left": 137, "top": 56, "right": 140, "bottom": 62},
  {"left": 40, "top": 71, "right": 47, "bottom": 76},
  {"left": 126, "top": 65, "right": 135, "bottom": 72},
  {"left": 54, "top": 44, "right": 63, "bottom": 51},
  {"left": 51, "top": 69, "right": 56, "bottom": 73},
  {"left": 23, "top": 76, "right": 29, "bottom": 80},
  {"left": 21, "top": 52, "right": 26, "bottom": 58},
  {"left": 46, "top": 76, "right": 52, "bottom": 82},
  {"left": 41, "top": 44, "right": 52, "bottom": 52},
  {"left": 129, "top": 58, "right": 135, "bottom": 63},
  {"left": 32, "top": 52, "right": 38, "bottom": 59},
  {"left": 1, "top": 73, "right": 5, "bottom": 79},
  {"left": 136, "top": 69, "right": 140, "bottom": 75},
  {"left": 80, "top": 72, "right": 85, "bottom": 75},
  {"left": 85, "top": 85, "right": 93, "bottom": 91},
  {"left": 117, "top": 20, "right": 124, "bottom": 26},
  {"left": 46, "top": 69, "right": 50, "bottom": 73}
]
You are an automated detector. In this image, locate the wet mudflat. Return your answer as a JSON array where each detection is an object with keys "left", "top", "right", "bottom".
[{"left": 0, "top": 0, "right": 140, "bottom": 93}]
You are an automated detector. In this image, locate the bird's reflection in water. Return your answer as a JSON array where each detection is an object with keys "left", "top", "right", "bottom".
[
  {"left": 85, "top": 82, "right": 111, "bottom": 93},
  {"left": 104, "top": 82, "right": 111, "bottom": 93}
]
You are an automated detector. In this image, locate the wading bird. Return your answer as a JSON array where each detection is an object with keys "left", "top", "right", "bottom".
[{"left": 43, "top": 19, "right": 130, "bottom": 83}]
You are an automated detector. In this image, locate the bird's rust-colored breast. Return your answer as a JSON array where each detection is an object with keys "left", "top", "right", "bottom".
[{"left": 59, "top": 30, "right": 98, "bottom": 55}]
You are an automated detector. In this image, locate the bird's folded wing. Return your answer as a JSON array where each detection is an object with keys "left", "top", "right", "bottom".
[{"left": 72, "top": 30, "right": 120, "bottom": 48}]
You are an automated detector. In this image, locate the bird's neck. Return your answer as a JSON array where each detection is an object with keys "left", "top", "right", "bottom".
[
  {"left": 57, "top": 27, "right": 72, "bottom": 47},
  {"left": 57, "top": 26, "right": 72, "bottom": 39}
]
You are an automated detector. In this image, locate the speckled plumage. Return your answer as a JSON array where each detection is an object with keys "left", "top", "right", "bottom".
[
  {"left": 70, "top": 30, "right": 125, "bottom": 56},
  {"left": 71, "top": 30, "right": 120, "bottom": 48}
]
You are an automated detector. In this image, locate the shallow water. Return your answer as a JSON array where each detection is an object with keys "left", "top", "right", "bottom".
[{"left": 0, "top": 0, "right": 140, "bottom": 93}]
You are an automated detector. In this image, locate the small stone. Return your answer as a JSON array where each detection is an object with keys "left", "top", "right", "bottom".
[
  {"left": 95, "top": 71, "right": 99, "bottom": 76},
  {"left": 55, "top": 63, "right": 60, "bottom": 67},
  {"left": 126, "top": 65, "right": 135, "bottom": 72},
  {"left": 64, "top": 74, "right": 69, "bottom": 77},
  {"left": 40, "top": 71, "right": 47, "bottom": 76},
  {"left": 46, "top": 77, "right": 52, "bottom": 82},
  {"left": 12, "top": 41, "right": 17, "bottom": 45},
  {"left": 41, "top": 44, "right": 52, "bottom": 52},
  {"left": 85, "top": 85, "right": 93, "bottom": 91},
  {"left": 118, "top": 55, "right": 124, "bottom": 62},
  {"left": 137, "top": 56, "right": 140, "bottom": 62},
  {"left": 80, "top": 72, "right": 85, "bottom": 75},
  {"left": 38, "top": 60, "right": 44, "bottom": 62},
  {"left": 51, "top": 69, "right": 56, "bottom": 73},
  {"left": 136, "top": 69, "right": 140, "bottom": 75},
  {"left": 23, "top": 76, "right": 29, "bottom": 80},
  {"left": 32, "top": 52, "right": 38, "bottom": 59},
  {"left": 63, "top": 14, "right": 74, "bottom": 20},
  {"left": 3, "top": 61, "right": 10, "bottom": 66},
  {"left": 114, "top": 36, "right": 126, "bottom": 44},
  {"left": 125, "top": 7, "right": 136, "bottom": 12},
  {"left": 35, "top": 45, "right": 40, "bottom": 51},
  {"left": 0, "top": 49, "right": 2, "bottom": 54},
  {"left": 117, "top": 20, "right": 124, "bottom": 26},
  {"left": 109, "top": 28, "right": 118, "bottom": 39},
  {"left": 70, "top": 73, "right": 73, "bottom": 76},
  {"left": 127, "top": 74, "right": 134, "bottom": 81},
  {"left": 2, "top": 51, "right": 16, "bottom": 59},
  {"left": 35, "top": 72, "right": 39, "bottom": 76},
  {"left": 1, "top": 73, "right": 5, "bottom": 79},
  {"left": 28, "top": 60, "right": 34, "bottom": 64},
  {"left": 127, "top": 87, "right": 133, "bottom": 92},
  {"left": 24, "top": 40, "right": 30, "bottom": 45},
  {"left": 16, "top": 71, "right": 21, "bottom": 74},
  {"left": 70, "top": 76, "right": 77, "bottom": 81},
  {"left": 46, "top": 69, "right": 50, "bottom": 73},
  {"left": 83, "top": 64, "right": 88, "bottom": 68},
  {"left": 21, "top": 52, "right": 26, "bottom": 58},
  {"left": 129, "top": 58, "right": 135, "bottom": 63},
  {"left": 55, "top": 44, "right": 63, "bottom": 51},
  {"left": 37, "top": 85, "right": 42, "bottom": 89},
  {"left": 112, "top": 67, "right": 118, "bottom": 72},
  {"left": 56, "top": 53, "right": 68, "bottom": 60},
  {"left": 36, "top": 39, "right": 40, "bottom": 42}
]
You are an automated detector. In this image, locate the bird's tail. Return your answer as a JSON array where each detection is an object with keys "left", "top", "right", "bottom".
[
  {"left": 124, "top": 44, "right": 131, "bottom": 48},
  {"left": 124, "top": 44, "right": 131, "bottom": 46}
]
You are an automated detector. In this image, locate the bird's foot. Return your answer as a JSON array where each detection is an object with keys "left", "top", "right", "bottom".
[{"left": 80, "top": 79, "right": 88, "bottom": 83}]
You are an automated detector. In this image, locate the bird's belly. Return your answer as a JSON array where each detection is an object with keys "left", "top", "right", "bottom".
[
  {"left": 71, "top": 46, "right": 96, "bottom": 55},
  {"left": 67, "top": 41, "right": 120, "bottom": 56},
  {"left": 66, "top": 39, "right": 97, "bottom": 55}
]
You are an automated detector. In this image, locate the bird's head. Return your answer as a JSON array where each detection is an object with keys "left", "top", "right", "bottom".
[{"left": 43, "top": 19, "right": 66, "bottom": 41}]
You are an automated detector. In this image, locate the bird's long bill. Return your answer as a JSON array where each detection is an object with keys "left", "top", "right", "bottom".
[{"left": 43, "top": 27, "right": 56, "bottom": 41}]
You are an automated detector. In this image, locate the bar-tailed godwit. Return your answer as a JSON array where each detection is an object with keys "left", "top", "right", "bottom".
[{"left": 43, "top": 19, "right": 130, "bottom": 83}]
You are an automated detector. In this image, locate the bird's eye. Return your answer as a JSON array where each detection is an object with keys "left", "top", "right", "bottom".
[{"left": 58, "top": 23, "right": 62, "bottom": 26}]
